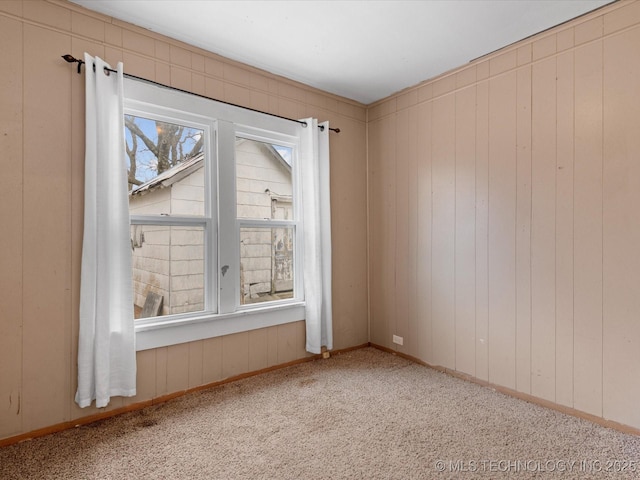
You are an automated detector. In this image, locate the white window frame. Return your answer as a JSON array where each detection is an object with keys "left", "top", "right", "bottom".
[
  {"left": 124, "top": 78, "right": 305, "bottom": 351},
  {"left": 233, "top": 127, "right": 304, "bottom": 311}
]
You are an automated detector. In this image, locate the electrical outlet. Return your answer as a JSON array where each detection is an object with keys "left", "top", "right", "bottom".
[{"left": 392, "top": 335, "right": 404, "bottom": 346}]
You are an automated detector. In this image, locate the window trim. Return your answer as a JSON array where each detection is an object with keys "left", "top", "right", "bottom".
[
  {"left": 124, "top": 78, "right": 305, "bottom": 351},
  {"left": 126, "top": 109, "right": 217, "bottom": 317},
  {"left": 234, "top": 128, "right": 302, "bottom": 310},
  {"left": 135, "top": 302, "right": 305, "bottom": 351}
]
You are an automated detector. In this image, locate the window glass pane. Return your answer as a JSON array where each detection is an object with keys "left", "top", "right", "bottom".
[
  {"left": 131, "top": 225, "right": 205, "bottom": 318},
  {"left": 240, "top": 226, "right": 294, "bottom": 305},
  {"left": 236, "top": 138, "right": 293, "bottom": 220},
  {"left": 126, "top": 115, "right": 205, "bottom": 216}
]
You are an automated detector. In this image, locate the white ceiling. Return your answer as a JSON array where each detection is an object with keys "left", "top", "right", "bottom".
[{"left": 71, "top": 0, "right": 614, "bottom": 104}]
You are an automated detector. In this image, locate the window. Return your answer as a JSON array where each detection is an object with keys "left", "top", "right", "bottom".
[
  {"left": 124, "top": 78, "right": 305, "bottom": 350},
  {"left": 235, "top": 137, "right": 298, "bottom": 305},
  {"left": 127, "top": 114, "right": 210, "bottom": 319}
]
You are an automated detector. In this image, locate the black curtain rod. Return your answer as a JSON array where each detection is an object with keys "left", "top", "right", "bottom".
[{"left": 62, "top": 55, "right": 340, "bottom": 134}]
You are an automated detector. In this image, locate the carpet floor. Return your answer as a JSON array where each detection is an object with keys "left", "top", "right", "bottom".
[{"left": 1, "top": 347, "right": 639, "bottom": 479}]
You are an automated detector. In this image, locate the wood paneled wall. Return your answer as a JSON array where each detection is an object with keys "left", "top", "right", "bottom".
[
  {"left": 4, "top": 0, "right": 640, "bottom": 443},
  {"left": 0, "top": 0, "right": 368, "bottom": 441},
  {"left": 368, "top": 0, "right": 640, "bottom": 430}
]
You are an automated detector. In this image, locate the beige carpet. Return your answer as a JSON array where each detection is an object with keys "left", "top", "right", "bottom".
[{"left": 1, "top": 347, "right": 639, "bottom": 479}]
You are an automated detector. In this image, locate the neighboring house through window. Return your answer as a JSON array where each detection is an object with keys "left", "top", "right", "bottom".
[{"left": 124, "top": 78, "right": 305, "bottom": 350}]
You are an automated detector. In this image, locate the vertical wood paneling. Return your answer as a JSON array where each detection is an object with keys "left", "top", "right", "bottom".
[
  {"left": 573, "top": 41, "right": 603, "bottom": 418},
  {"left": 188, "top": 341, "right": 204, "bottom": 388},
  {"left": 133, "top": 349, "right": 157, "bottom": 402},
  {"left": 368, "top": 116, "right": 396, "bottom": 348},
  {"left": 531, "top": 57, "right": 557, "bottom": 402},
  {"left": 416, "top": 102, "right": 433, "bottom": 363},
  {"left": 368, "top": 117, "right": 384, "bottom": 347},
  {"left": 515, "top": 66, "right": 532, "bottom": 394},
  {"left": 0, "top": 1, "right": 22, "bottom": 16},
  {"left": 222, "top": 332, "right": 249, "bottom": 378},
  {"left": 431, "top": 94, "right": 456, "bottom": 368},
  {"left": 166, "top": 343, "right": 190, "bottom": 393},
  {"left": 488, "top": 72, "right": 517, "bottom": 389},
  {"left": 248, "top": 328, "right": 269, "bottom": 372},
  {"left": 454, "top": 87, "right": 477, "bottom": 376},
  {"left": 293, "top": 321, "right": 308, "bottom": 360},
  {"left": 364, "top": 0, "right": 640, "bottom": 432},
  {"left": 602, "top": 28, "right": 640, "bottom": 428},
  {"left": 267, "top": 326, "right": 279, "bottom": 367},
  {"left": 21, "top": 25, "right": 72, "bottom": 432},
  {"left": 330, "top": 119, "right": 369, "bottom": 350},
  {"left": 276, "top": 322, "right": 302, "bottom": 364},
  {"left": 202, "top": 337, "right": 223, "bottom": 384},
  {"left": 474, "top": 81, "right": 490, "bottom": 381},
  {"left": 155, "top": 348, "right": 168, "bottom": 396},
  {"left": 394, "top": 109, "right": 410, "bottom": 353},
  {"left": 406, "top": 106, "right": 419, "bottom": 358},
  {"left": 555, "top": 50, "right": 575, "bottom": 408},
  {"left": 382, "top": 115, "right": 397, "bottom": 351},
  {"left": 23, "top": 1, "right": 70, "bottom": 30},
  {"left": 0, "top": 16, "right": 23, "bottom": 438}
]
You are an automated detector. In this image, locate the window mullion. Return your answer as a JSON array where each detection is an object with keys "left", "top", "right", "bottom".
[{"left": 217, "top": 120, "right": 239, "bottom": 314}]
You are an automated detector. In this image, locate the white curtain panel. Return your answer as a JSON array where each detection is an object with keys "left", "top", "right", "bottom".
[
  {"left": 300, "top": 118, "right": 333, "bottom": 354},
  {"left": 76, "top": 53, "right": 136, "bottom": 408}
]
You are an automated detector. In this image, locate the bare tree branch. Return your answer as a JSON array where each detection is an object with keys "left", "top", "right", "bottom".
[
  {"left": 125, "top": 116, "right": 159, "bottom": 158},
  {"left": 126, "top": 129, "right": 139, "bottom": 187},
  {"left": 125, "top": 116, "right": 204, "bottom": 185}
]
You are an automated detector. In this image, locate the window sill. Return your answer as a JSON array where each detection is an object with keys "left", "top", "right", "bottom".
[{"left": 135, "top": 302, "right": 305, "bottom": 351}]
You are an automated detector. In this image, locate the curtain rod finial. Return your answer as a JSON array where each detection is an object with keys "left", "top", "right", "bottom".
[{"left": 62, "top": 54, "right": 85, "bottom": 74}]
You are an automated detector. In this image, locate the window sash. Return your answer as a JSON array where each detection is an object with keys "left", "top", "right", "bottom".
[
  {"left": 237, "top": 222, "right": 301, "bottom": 310},
  {"left": 123, "top": 77, "right": 305, "bottom": 348},
  {"left": 219, "top": 122, "right": 302, "bottom": 313},
  {"left": 130, "top": 216, "right": 216, "bottom": 318}
]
